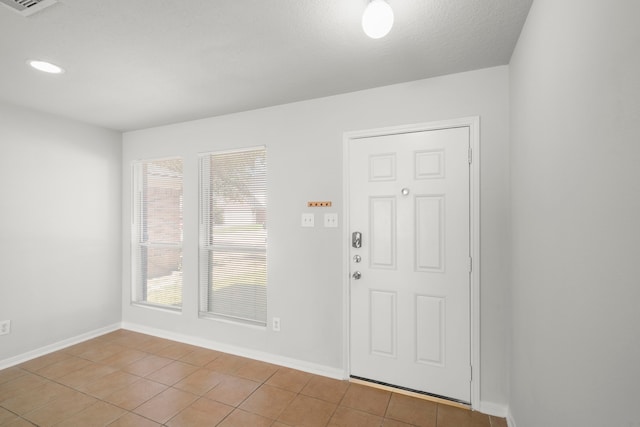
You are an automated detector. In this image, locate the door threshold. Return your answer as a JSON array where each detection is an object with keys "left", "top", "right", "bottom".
[{"left": 349, "top": 376, "right": 470, "bottom": 410}]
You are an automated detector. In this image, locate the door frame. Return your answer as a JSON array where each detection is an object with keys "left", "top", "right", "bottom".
[{"left": 341, "top": 116, "right": 480, "bottom": 408}]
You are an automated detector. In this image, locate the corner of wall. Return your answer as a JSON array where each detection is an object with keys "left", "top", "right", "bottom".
[
  {"left": 507, "top": 407, "right": 517, "bottom": 427},
  {"left": 0, "top": 323, "right": 122, "bottom": 371}
]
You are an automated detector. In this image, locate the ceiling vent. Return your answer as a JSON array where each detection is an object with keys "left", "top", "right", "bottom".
[{"left": 0, "top": 0, "right": 57, "bottom": 16}]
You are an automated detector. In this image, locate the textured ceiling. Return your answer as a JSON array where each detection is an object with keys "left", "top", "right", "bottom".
[{"left": 0, "top": 0, "right": 532, "bottom": 131}]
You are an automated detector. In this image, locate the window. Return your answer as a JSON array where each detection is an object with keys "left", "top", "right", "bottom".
[
  {"left": 132, "top": 158, "right": 183, "bottom": 309},
  {"left": 199, "top": 147, "right": 267, "bottom": 325}
]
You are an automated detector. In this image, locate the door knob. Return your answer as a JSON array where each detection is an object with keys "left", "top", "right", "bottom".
[{"left": 352, "top": 271, "right": 362, "bottom": 280}]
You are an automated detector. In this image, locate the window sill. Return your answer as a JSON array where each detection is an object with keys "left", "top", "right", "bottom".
[
  {"left": 131, "top": 301, "right": 183, "bottom": 315},
  {"left": 198, "top": 312, "right": 267, "bottom": 330}
]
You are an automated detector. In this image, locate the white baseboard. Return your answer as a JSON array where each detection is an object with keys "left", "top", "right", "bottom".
[
  {"left": 478, "top": 401, "right": 508, "bottom": 418},
  {"left": 0, "top": 323, "right": 122, "bottom": 370},
  {"left": 121, "top": 322, "right": 346, "bottom": 380}
]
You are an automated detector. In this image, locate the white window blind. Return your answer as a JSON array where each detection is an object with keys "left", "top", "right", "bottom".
[
  {"left": 132, "top": 158, "right": 183, "bottom": 309},
  {"left": 199, "top": 147, "right": 267, "bottom": 325}
]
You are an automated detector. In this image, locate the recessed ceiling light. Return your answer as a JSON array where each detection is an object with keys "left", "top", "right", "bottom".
[
  {"left": 362, "top": 0, "right": 394, "bottom": 39},
  {"left": 28, "top": 60, "right": 65, "bottom": 74}
]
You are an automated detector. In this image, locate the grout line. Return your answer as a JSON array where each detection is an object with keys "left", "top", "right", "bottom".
[{"left": 383, "top": 387, "right": 392, "bottom": 419}]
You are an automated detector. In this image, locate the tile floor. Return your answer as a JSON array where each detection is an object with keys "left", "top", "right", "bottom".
[{"left": 0, "top": 330, "right": 507, "bottom": 426}]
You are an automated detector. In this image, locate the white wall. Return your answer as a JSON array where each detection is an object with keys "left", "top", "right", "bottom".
[
  {"left": 123, "top": 66, "right": 511, "bottom": 408},
  {"left": 509, "top": 1, "right": 640, "bottom": 426},
  {"left": 0, "top": 102, "right": 122, "bottom": 362}
]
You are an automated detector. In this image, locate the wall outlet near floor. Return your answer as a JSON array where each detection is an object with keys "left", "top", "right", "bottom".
[
  {"left": 0, "top": 320, "right": 10, "bottom": 336},
  {"left": 272, "top": 317, "right": 281, "bottom": 332}
]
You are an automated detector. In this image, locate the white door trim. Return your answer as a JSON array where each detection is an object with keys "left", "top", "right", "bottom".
[{"left": 341, "top": 116, "right": 481, "bottom": 408}]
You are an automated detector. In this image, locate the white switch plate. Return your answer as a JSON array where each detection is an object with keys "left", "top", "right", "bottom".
[
  {"left": 272, "top": 317, "right": 281, "bottom": 332},
  {"left": 324, "top": 213, "right": 338, "bottom": 228},
  {"left": 301, "top": 213, "right": 315, "bottom": 227}
]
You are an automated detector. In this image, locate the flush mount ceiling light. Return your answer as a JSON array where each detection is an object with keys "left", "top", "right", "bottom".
[
  {"left": 362, "top": 0, "right": 394, "bottom": 39},
  {"left": 28, "top": 60, "right": 65, "bottom": 74}
]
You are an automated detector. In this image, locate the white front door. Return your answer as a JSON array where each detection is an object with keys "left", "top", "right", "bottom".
[{"left": 348, "top": 126, "right": 471, "bottom": 403}]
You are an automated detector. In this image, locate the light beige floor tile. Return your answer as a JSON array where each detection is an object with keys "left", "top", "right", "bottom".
[
  {"left": 0, "top": 368, "right": 27, "bottom": 386},
  {"left": 79, "top": 370, "right": 141, "bottom": 399},
  {"left": 64, "top": 340, "right": 103, "bottom": 356},
  {"left": 301, "top": 376, "right": 349, "bottom": 404},
  {"left": 217, "top": 408, "right": 273, "bottom": 427},
  {"left": 490, "top": 415, "right": 509, "bottom": 427},
  {"left": 340, "top": 384, "right": 391, "bottom": 417},
  {"left": 56, "top": 362, "right": 118, "bottom": 388},
  {"left": 55, "top": 401, "right": 126, "bottom": 427},
  {"left": 166, "top": 397, "right": 233, "bottom": 426},
  {"left": 278, "top": 394, "right": 337, "bottom": 427},
  {"left": 385, "top": 393, "right": 437, "bottom": 427},
  {"left": 156, "top": 342, "right": 199, "bottom": 360},
  {"left": 77, "top": 343, "right": 128, "bottom": 363},
  {"left": 436, "top": 404, "right": 490, "bottom": 427},
  {"left": 121, "top": 354, "right": 173, "bottom": 377},
  {"left": 173, "top": 368, "right": 225, "bottom": 395},
  {"left": 110, "top": 333, "right": 157, "bottom": 351},
  {"left": 107, "top": 412, "right": 163, "bottom": 427},
  {"left": 99, "top": 348, "right": 149, "bottom": 368},
  {"left": 179, "top": 348, "right": 222, "bottom": 367},
  {"left": 133, "top": 387, "right": 198, "bottom": 424},
  {"left": 238, "top": 384, "right": 296, "bottom": 419},
  {"left": 0, "top": 406, "right": 20, "bottom": 425},
  {"left": 205, "top": 353, "right": 248, "bottom": 375},
  {"left": 381, "top": 418, "right": 413, "bottom": 427},
  {"left": 137, "top": 337, "right": 175, "bottom": 355},
  {"left": 146, "top": 360, "right": 199, "bottom": 386},
  {"left": 266, "top": 368, "right": 313, "bottom": 393},
  {"left": 2, "top": 417, "right": 36, "bottom": 427},
  {"left": 0, "top": 374, "right": 47, "bottom": 402},
  {"left": 0, "top": 380, "right": 74, "bottom": 415},
  {"left": 329, "top": 406, "right": 383, "bottom": 427},
  {"left": 18, "top": 352, "right": 70, "bottom": 373},
  {"left": 35, "top": 356, "right": 94, "bottom": 379},
  {"left": 103, "top": 378, "right": 168, "bottom": 410},
  {"left": 204, "top": 373, "right": 261, "bottom": 407},
  {"left": 22, "top": 390, "right": 97, "bottom": 427},
  {"left": 233, "top": 359, "right": 279, "bottom": 383}
]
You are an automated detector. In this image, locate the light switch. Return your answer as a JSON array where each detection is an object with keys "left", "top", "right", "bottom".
[
  {"left": 301, "top": 213, "right": 315, "bottom": 227},
  {"left": 324, "top": 213, "right": 338, "bottom": 228}
]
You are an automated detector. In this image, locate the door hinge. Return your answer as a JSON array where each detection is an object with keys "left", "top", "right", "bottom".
[
  {"left": 470, "top": 365, "right": 473, "bottom": 381},
  {"left": 468, "top": 257, "right": 473, "bottom": 273},
  {"left": 468, "top": 146, "right": 472, "bottom": 164}
]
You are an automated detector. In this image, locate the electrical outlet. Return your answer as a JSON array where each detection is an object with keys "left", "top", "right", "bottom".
[
  {"left": 324, "top": 213, "right": 338, "bottom": 228},
  {"left": 0, "top": 320, "right": 10, "bottom": 336},
  {"left": 301, "top": 213, "right": 314, "bottom": 227},
  {"left": 272, "top": 317, "right": 281, "bottom": 332}
]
